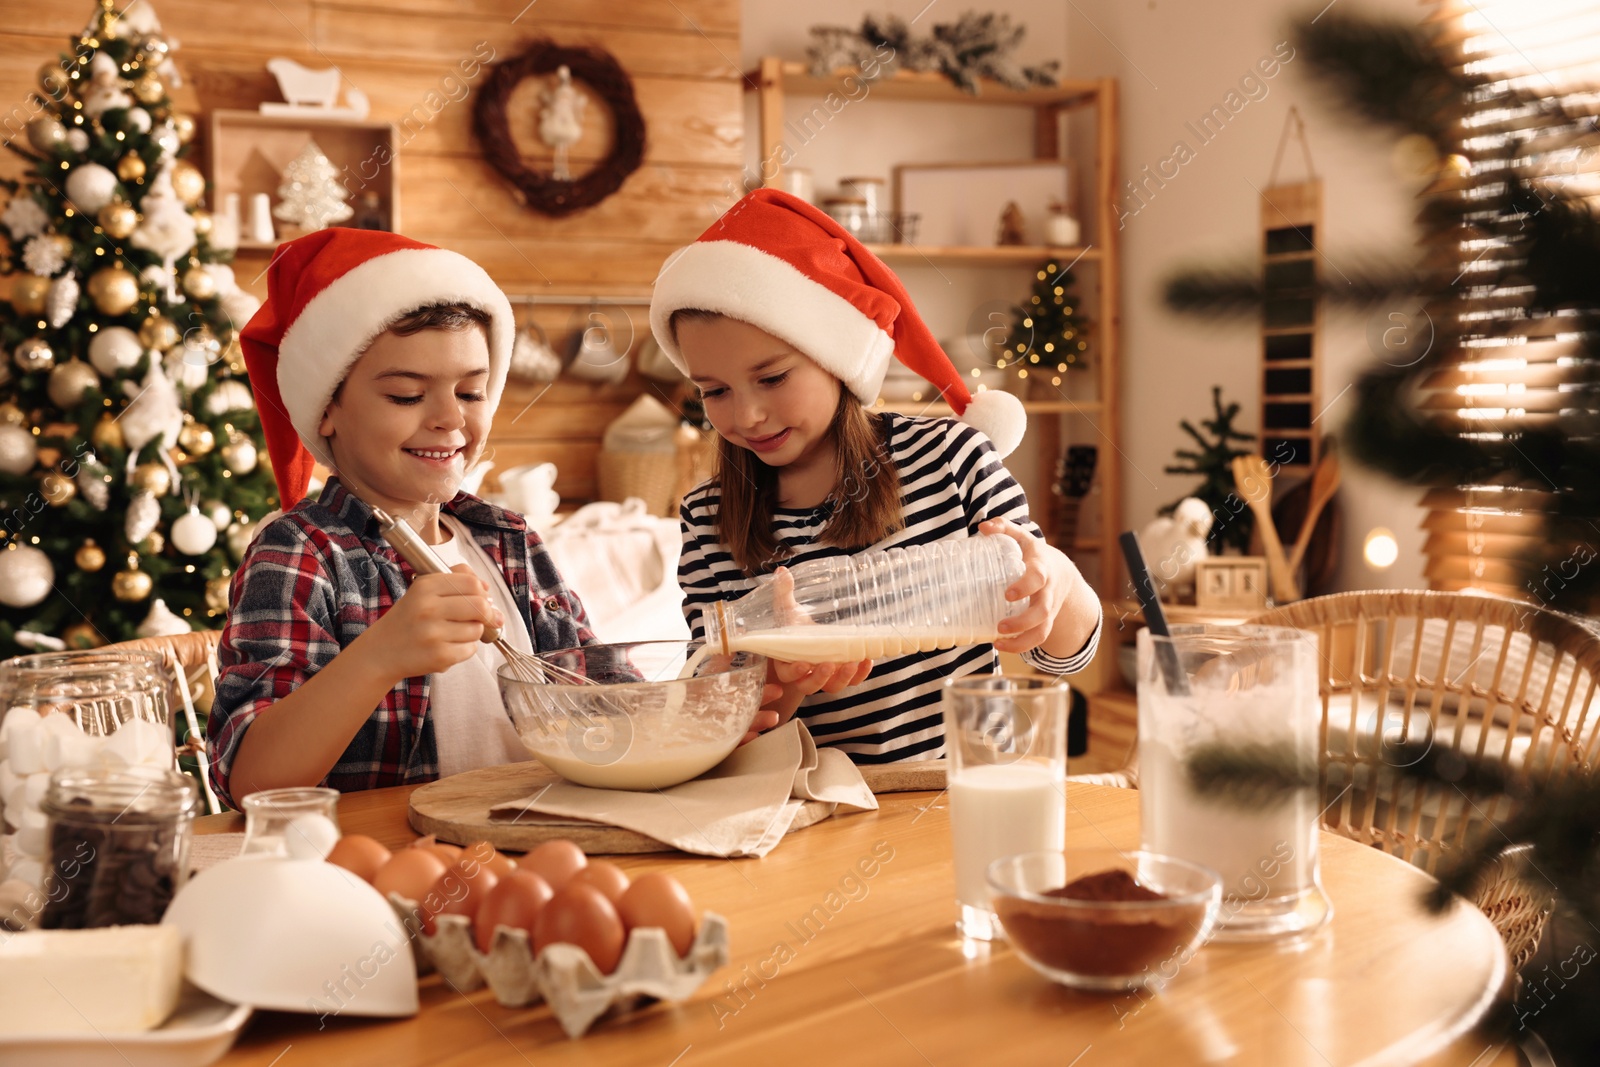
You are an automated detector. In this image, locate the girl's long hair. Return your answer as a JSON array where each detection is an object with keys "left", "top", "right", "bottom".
[{"left": 672, "top": 310, "right": 903, "bottom": 574}]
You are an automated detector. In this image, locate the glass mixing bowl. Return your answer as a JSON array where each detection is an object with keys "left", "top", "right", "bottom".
[{"left": 496, "top": 641, "right": 767, "bottom": 790}]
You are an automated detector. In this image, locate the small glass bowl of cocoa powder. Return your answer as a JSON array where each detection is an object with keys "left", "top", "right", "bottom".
[{"left": 988, "top": 849, "right": 1222, "bottom": 991}]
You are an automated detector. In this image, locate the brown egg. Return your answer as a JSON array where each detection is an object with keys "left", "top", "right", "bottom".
[
  {"left": 518, "top": 839, "right": 587, "bottom": 892},
  {"left": 536, "top": 883, "right": 626, "bottom": 974},
  {"left": 618, "top": 873, "right": 697, "bottom": 957},
  {"left": 410, "top": 835, "right": 463, "bottom": 864},
  {"left": 422, "top": 857, "right": 501, "bottom": 936},
  {"left": 373, "top": 848, "right": 448, "bottom": 903},
  {"left": 474, "top": 870, "right": 553, "bottom": 954},
  {"left": 569, "top": 861, "right": 630, "bottom": 905},
  {"left": 462, "top": 840, "right": 516, "bottom": 879},
  {"left": 325, "top": 834, "right": 391, "bottom": 884}
]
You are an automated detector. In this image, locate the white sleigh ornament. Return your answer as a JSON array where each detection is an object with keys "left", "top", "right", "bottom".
[{"left": 388, "top": 892, "right": 730, "bottom": 1038}]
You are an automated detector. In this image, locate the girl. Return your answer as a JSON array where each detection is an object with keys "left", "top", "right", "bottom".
[{"left": 650, "top": 190, "right": 1102, "bottom": 762}]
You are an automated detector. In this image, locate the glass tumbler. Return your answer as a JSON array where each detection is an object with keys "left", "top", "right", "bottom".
[
  {"left": 943, "top": 673, "right": 1070, "bottom": 941},
  {"left": 1137, "top": 624, "right": 1332, "bottom": 941}
]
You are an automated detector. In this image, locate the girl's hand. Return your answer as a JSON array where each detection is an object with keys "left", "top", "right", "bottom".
[
  {"left": 738, "top": 657, "right": 872, "bottom": 745},
  {"left": 981, "top": 518, "right": 1076, "bottom": 654}
]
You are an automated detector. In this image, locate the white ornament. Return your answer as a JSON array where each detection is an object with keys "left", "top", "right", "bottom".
[
  {"left": 125, "top": 491, "right": 161, "bottom": 543},
  {"left": 64, "top": 163, "right": 119, "bottom": 214},
  {"left": 204, "top": 379, "right": 254, "bottom": 416},
  {"left": 13, "top": 630, "right": 65, "bottom": 653},
  {"left": 226, "top": 519, "right": 259, "bottom": 560},
  {"left": 271, "top": 141, "right": 353, "bottom": 231},
  {"left": 129, "top": 164, "right": 197, "bottom": 266},
  {"left": 64, "top": 128, "right": 89, "bottom": 154},
  {"left": 538, "top": 66, "right": 587, "bottom": 181},
  {"left": 219, "top": 289, "right": 261, "bottom": 328},
  {"left": 76, "top": 462, "right": 109, "bottom": 510},
  {"left": 120, "top": 358, "right": 183, "bottom": 453},
  {"left": 203, "top": 500, "right": 232, "bottom": 530},
  {"left": 46, "top": 272, "right": 79, "bottom": 328},
  {"left": 81, "top": 54, "right": 132, "bottom": 120},
  {"left": 136, "top": 598, "right": 191, "bottom": 638},
  {"left": 0, "top": 547, "right": 53, "bottom": 609},
  {"left": 20, "top": 236, "right": 65, "bottom": 277},
  {"left": 201, "top": 263, "right": 237, "bottom": 294},
  {"left": 124, "top": 107, "right": 152, "bottom": 134},
  {"left": 152, "top": 123, "right": 180, "bottom": 161},
  {"left": 165, "top": 344, "right": 211, "bottom": 392},
  {"left": 1138, "top": 496, "right": 1214, "bottom": 599},
  {"left": 171, "top": 508, "right": 218, "bottom": 555},
  {"left": 89, "top": 326, "right": 144, "bottom": 375},
  {"left": 0, "top": 425, "right": 37, "bottom": 475},
  {"left": 140, "top": 263, "right": 177, "bottom": 304},
  {"left": 1, "top": 195, "right": 48, "bottom": 240}
]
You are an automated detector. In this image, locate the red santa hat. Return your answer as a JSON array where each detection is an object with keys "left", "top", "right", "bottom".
[
  {"left": 648, "top": 189, "right": 1026, "bottom": 456},
  {"left": 240, "top": 228, "right": 515, "bottom": 506}
]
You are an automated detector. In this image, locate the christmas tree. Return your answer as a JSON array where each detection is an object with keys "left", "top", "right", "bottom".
[
  {"left": 1161, "top": 386, "right": 1256, "bottom": 553},
  {"left": 1000, "top": 259, "right": 1089, "bottom": 385},
  {"left": 1162, "top": 10, "right": 1600, "bottom": 609},
  {"left": 272, "top": 141, "right": 353, "bottom": 232},
  {"left": 0, "top": 0, "right": 277, "bottom": 656}
]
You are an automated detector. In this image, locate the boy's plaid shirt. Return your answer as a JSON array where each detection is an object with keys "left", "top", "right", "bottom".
[{"left": 208, "top": 477, "right": 595, "bottom": 809}]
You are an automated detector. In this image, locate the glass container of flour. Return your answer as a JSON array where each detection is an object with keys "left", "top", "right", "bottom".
[
  {"left": 1137, "top": 624, "right": 1331, "bottom": 941},
  {"left": 699, "top": 534, "right": 1028, "bottom": 662}
]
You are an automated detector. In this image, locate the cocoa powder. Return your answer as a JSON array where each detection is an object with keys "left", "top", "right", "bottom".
[{"left": 997, "top": 869, "right": 1207, "bottom": 980}]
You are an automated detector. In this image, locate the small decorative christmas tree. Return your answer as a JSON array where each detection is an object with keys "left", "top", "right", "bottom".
[
  {"left": 271, "top": 141, "right": 353, "bottom": 232},
  {"left": 999, "top": 260, "right": 1089, "bottom": 386},
  {"left": 1162, "top": 386, "right": 1256, "bottom": 553},
  {"left": 0, "top": 0, "right": 277, "bottom": 656}
]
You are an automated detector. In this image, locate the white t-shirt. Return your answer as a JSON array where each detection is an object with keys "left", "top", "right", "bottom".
[{"left": 427, "top": 515, "right": 535, "bottom": 777}]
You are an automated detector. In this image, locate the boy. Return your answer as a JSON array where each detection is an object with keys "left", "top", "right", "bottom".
[{"left": 208, "top": 228, "right": 596, "bottom": 809}]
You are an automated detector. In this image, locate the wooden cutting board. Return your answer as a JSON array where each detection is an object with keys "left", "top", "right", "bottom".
[{"left": 407, "top": 759, "right": 945, "bottom": 855}]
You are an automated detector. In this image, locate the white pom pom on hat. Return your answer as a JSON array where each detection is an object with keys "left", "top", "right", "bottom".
[{"left": 649, "top": 189, "right": 1027, "bottom": 456}]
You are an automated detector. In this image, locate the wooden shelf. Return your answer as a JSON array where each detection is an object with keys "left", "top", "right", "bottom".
[
  {"left": 743, "top": 61, "right": 1102, "bottom": 108},
  {"left": 863, "top": 244, "right": 1099, "bottom": 265}
]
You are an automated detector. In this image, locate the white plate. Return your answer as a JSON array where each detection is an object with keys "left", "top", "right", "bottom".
[{"left": 0, "top": 986, "right": 251, "bottom": 1067}]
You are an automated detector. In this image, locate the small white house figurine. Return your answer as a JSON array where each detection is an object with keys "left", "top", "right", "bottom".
[
  {"left": 539, "top": 65, "right": 587, "bottom": 181},
  {"left": 1139, "top": 496, "right": 1214, "bottom": 601},
  {"left": 262, "top": 58, "right": 370, "bottom": 119}
]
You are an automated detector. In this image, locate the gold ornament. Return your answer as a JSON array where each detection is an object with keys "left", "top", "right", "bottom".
[
  {"left": 61, "top": 621, "right": 104, "bottom": 649},
  {"left": 116, "top": 153, "right": 147, "bottom": 183},
  {"left": 138, "top": 314, "right": 180, "bottom": 351},
  {"left": 40, "top": 471, "right": 76, "bottom": 506},
  {"left": 172, "top": 112, "right": 196, "bottom": 144},
  {"left": 191, "top": 210, "right": 212, "bottom": 236},
  {"left": 46, "top": 360, "right": 100, "bottom": 407},
  {"left": 205, "top": 575, "right": 229, "bottom": 613},
  {"left": 26, "top": 116, "right": 66, "bottom": 154},
  {"left": 221, "top": 339, "right": 245, "bottom": 375},
  {"left": 11, "top": 275, "right": 50, "bottom": 316},
  {"left": 87, "top": 264, "right": 140, "bottom": 315},
  {"left": 131, "top": 73, "right": 164, "bottom": 104},
  {"left": 138, "top": 530, "right": 164, "bottom": 555},
  {"left": 0, "top": 402, "right": 24, "bottom": 427},
  {"left": 130, "top": 461, "right": 171, "bottom": 496},
  {"left": 177, "top": 421, "right": 215, "bottom": 455},
  {"left": 13, "top": 337, "right": 55, "bottom": 373},
  {"left": 221, "top": 432, "right": 258, "bottom": 475},
  {"left": 180, "top": 266, "right": 216, "bottom": 300},
  {"left": 75, "top": 540, "right": 107, "bottom": 572},
  {"left": 112, "top": 559, "right": 153, "bottom": 601},
  {"left": 38, "top": 62, "right": 69, "bottom": 99},
  {"left": 170, "top": 161, "right": 205, "bottom": 207},
  {"left": 90, "top": 413, "right": 124, "bottom": 450},
  {"left": 97, "top": 200, "right": 139, "bottom": 239}
]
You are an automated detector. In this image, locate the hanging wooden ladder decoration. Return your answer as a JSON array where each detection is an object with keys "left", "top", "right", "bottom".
[{"left": 1259, "top": 107, "right": 1322, "bottom": 473}]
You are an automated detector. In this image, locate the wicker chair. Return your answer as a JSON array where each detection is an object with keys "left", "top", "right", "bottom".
[
  {"left": 101, "top": 629, "right": 225, "bottom": 812},
  {"left": 1250, "top": 590, "right": 1600, "bottom": 970}
]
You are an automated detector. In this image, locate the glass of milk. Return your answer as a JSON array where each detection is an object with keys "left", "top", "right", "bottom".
[
  {"left": 1137, "top": 625, "right": 1331, "bottom": 941},
  {"left": 942, "top": 674, "right": 1070, "bottom": 941}
]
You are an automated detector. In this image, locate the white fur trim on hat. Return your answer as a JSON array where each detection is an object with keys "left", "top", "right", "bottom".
[
  {"left": 276, "top": 247, "right": 514, "bottom": 471},
  {"left": 959, "top": 388, "right": 1027, "bottom": 458},
  {"left": 649, "top": 241, "right": 895, "bottom": 403}
]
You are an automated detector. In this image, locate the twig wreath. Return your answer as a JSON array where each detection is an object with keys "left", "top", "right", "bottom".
[{"left": 472, "top": 41, "right": 646, "bottom": 217}]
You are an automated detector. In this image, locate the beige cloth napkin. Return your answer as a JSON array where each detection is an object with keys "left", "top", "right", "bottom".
[{"left": 488, "top": 720, "right": 878, "bottom": 858}]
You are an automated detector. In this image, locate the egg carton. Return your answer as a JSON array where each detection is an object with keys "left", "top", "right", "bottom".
[{"left": 386, "top": 892, "right": 729, "bottom": 1038}]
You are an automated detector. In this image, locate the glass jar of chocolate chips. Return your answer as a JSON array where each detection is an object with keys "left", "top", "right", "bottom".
[{"left": 39, "top": 766, "right": 198, "bottom": 929}]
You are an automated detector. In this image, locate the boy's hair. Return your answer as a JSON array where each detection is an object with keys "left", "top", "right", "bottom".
[
  {"left": 389, "top": 302, "right": 493, "bottom": 338},
  {"left": 671, "top": 308, "right": 903, "bottom": 573}
]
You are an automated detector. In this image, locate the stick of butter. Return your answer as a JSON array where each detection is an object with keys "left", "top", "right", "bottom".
[{"left": 0, "top": 924, "right": 183, "bottom": 1034}]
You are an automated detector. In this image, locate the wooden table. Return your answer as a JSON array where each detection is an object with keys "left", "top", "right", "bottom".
[{"left": 199, "top": 783, "right": 1519, "bottom": 1067}]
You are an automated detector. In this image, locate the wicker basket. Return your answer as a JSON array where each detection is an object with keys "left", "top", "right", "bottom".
[{"left": 597, "top": 427, "right": 718, "bottom": 518}]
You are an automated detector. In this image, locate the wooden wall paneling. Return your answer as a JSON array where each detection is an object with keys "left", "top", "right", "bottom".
[{"left": 317, "top": 0, "right": 739, "bottom": 35}]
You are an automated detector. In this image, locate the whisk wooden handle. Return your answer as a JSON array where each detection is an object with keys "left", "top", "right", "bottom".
[{"left": 371, "top": 507, "right": 503, "bottom": 644}]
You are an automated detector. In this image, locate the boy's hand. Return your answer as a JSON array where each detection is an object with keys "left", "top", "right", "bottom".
[
  {"left": 363, "top": 563, "right": 504, "bottom": 682},
  {"left": 982, "top": 518, "right": 1077, "bottom": 654}
]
